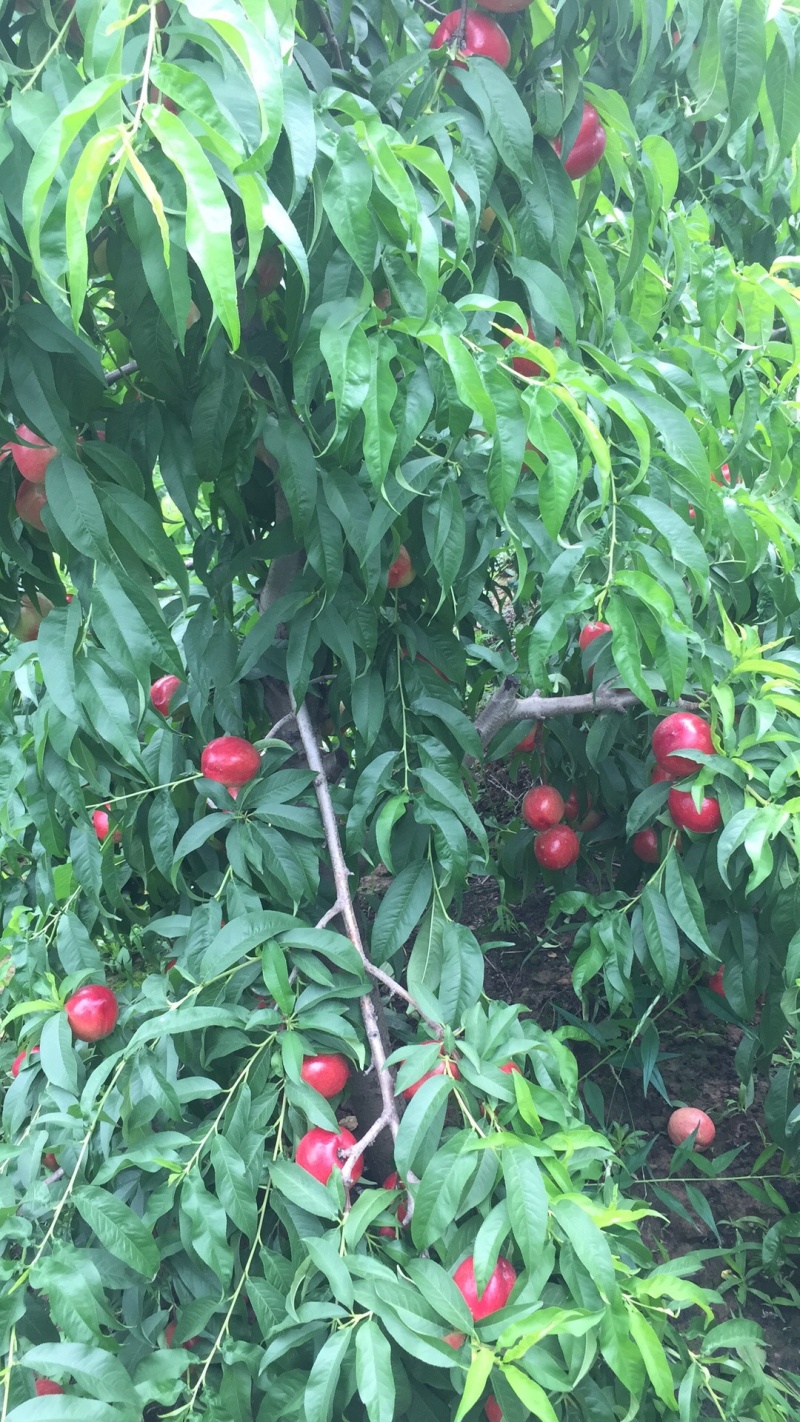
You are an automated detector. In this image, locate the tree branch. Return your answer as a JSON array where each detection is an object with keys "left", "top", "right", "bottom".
[{"left": 474, "top": 676, "right": 697, "bottom": 748}]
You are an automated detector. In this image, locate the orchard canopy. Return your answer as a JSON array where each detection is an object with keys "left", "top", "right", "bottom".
[{"left": 3, "top": 0, "right": 800, "bottom": 1418}]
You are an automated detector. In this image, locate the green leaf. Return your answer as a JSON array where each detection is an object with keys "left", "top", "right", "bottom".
[
  {"left": 641, "top": 886, "right": 681, "bottom": 991},
  {"left": 502, "top": 1365, "right": 559, "bottom": 1422},
  {"left": 268, "top": 1159, "right": 341, "bottom": 1220},
  {"left": 72, "top": 1187, "right": 160, "bottom": 1277},
  {"left": 211, "top": 1135, "right": 258, "bottom": 1237},
  {"left": 322, "top": 133, "right": 377, "bottom": 277},
  {"left": 393, "top": 1074, "right": 452, "bottom": 1179},
  {"left": 303, "top": 1328, "right": 353, "bottom": 1422},
  {"left": 371, "top": 863, "right": 433, "bottom": 961},
  {"left": 502, "top": 1143, "right": 548, "bottom": 1272},
  {"left": 39, "top": 1010, "right": 78, "bottom": 1095},
  {"left": 355, "top": 1319, "right": 396, "bottom": 1422},
  {"left": 144, "top": 106, "right": 240, "bottom": 347},
  {"left": 45, "top": 456, "right": 111, "bottom": 560},
  {"left": 663, "top": 856, "right": 712, "bottom": 954},
  {"left": 20, "top": 1344, "right": 131, "bottom": 1403},
  {"left": 718, "top": 0, "right": 766, "bottom": 135},
  {"left": 627, "top": 1306, "right": 679, "bottom": 1410}
]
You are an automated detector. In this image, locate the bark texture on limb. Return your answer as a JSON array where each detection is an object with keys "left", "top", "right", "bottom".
[{"left": 475, "top": 677, "right": 698, "bottom": 748}]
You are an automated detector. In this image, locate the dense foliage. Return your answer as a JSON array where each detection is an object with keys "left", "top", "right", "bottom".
[{"left": 2, "top": 0, "right": 800, "bottom": 1417}]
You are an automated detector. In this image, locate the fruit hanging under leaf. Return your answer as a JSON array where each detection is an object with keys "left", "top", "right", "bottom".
[
  {"left": 300, "top": 1053, "right": 351, "bottom": 1099},
  {"left": 553, "top": 102, "right": 607, "bottom": 179},
  {"left": 15, "top": 480, "right": 48, "bottom": 531},
  {"left": 668, "top": 787, "right": 721, "bottom": 834},
  {"left": 521, "top": 785, "right": 565, "bottom": 830},
  {"left": 430, "top": 10, "right": 511, "bottom": 69},
  {"left": 295, "top": 1126, "right": 363, "bottom": 1184},
  {"left": 201, "top": 736, "right": 261, "bottom": 788},
  {"left": 65, "top": 985, "right": 119, "bottom": 1042},
  {"left": 401, "top": 1043, "right": 460, "bottom": 1100},
  {"left": 632, "top": 828, "right": 660, "bottom": 864},
  {"left": 150, "top": 675, "right": 183, "bottom": 716},
  {"left": 388, "top": 545, "right": 415, "bottom": 588},
  {"left": 7, "top": 424, "right": 57, "bottom": 482},
  {"left": 652, "top": 712, "right": 713, "bottom": 778},
  {"left": 11, "top": 1045, "right": 39, "bottom": 1077},
  {"left": 452, "top": 1255, "right": 517, "bottom": 1320}
]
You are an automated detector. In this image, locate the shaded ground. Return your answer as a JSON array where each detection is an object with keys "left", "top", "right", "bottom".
[{"left": 465, "top": 878, "right": 799, "bottom": 1373}]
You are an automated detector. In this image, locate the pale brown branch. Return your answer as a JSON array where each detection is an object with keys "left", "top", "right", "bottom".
[{"left": 475, "top": 676, "right": 698, "bottom": 748}]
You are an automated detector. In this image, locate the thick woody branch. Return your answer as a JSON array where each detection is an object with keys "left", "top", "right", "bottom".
[{"left": 475, "top": 676, "right": 697, "bottom": 749}]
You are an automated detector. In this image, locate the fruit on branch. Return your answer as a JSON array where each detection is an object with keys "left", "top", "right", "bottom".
[
  {"left": 15, "top": 480, "right": 48, "bottom": 532},
  {"left": 579, "top": 621, "right": 611, "bottom": 652},
  {"left": 11, "top": 1045, "right": 40, "bottom": 1077},
  {"left": 300, "top": 1053, "right": 351, "bottom": 1098},
  {"left": 708, "top": 966, "right": 725, "bottom": 997},
  {"left": 295, "top": 1126, "right": 363, "bottom": 1184},
  {"left": 563, "top": 788, "right": 586, "bottom": 821},
  {"left": 35, "top": 1380, "right": 64, "bottom": 1396},
  {"left": 257, "top": 246, "right": 284, "bottom": 296},
  {"left": 388, "top": 545, "right": 415, "bottom": 588},
  {"left": 522, "top": 784, "right": 564, "bottom": 830},
  {"left": 499, "top": 1061, "right": 521, "bottom": 1075},
  {"left": 533, "top": 824, "right": 580, "bottom": 870},
  {"left": 9, "top": 593, "right": 54, "bottom": 641},
  {"left": 667, "top": 787, "right": 721, "bottom": 834},
  {"left": 710, "top": 463, "right": 731, "bottom": 486},
  {"left": 374, "top": 288, "right": 391, "bottom": 310},
  {"left": 150, "top": 675, "right": 183, "bottom": 715},
  {"left": 402, "top": 1043, "right": 461, "bottom": 1099},
  {"left": 165, "top": 1319, "right": 198, "bottom": 1349},
  {"left": 92, "top": 807, "right": 121, "bottom": 843},
  {"left": 378, "top": 1171, "right": 412, "bottom": 1235},
  {"left": 148, "top": 83, "right": 178, "bottom": 113},
  {"left": 652, "top": 712, "right": 713, "bottom": 778},
  {"left": 43, "top": 1153, "right": 58, "bottom": 1170},
  {"left": 577, "top": 807, "right": 604, "bottom": 832},
  {"left": 500, "top": 321, "right": 558, "bottom": 378},
  {"left": 667, "top": 1106, "right": 715, "bottom": 1150},
  {"left": 632, "top": 828, "right": 659, "bottom": 864},
  {"left": 553, "top": 102, "right": 607, "bottom": 179},
  {"left": 201, "top": 736, "right": 261, "bottom": 787},
  {"left": 65, "top": 984, "right": 119, "bottom": 1042},
  {"left": 8, "top": 425, "right": 57, "bottom": 482},
  {"left": 514, "top": 724, "right": 539, "bottom": 752},
  {"left": 430, "top": 10, "right": 512, "bottom": 69},
  {"left": 650, "top": 765, "right": 673, "bottom": 784},
  {"left": 452, "top": 1255, "right": 517, "bottom": 1320},
  {"left": 485, "top": 1402, "right": 503, "bottom": 1422}
]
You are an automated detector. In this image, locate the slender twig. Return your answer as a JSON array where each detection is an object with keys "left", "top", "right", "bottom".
[
  {"left": 265, "top": 712, "right": 296, "bottom": 741},
  {"left": 364, "top": 961, "right": 442, "bottom": 1033},
  {"left": 292, "top": 696, "right": 408, "bottom": 1156},
  {"left": 105, "top": 360, "right": 139, "bottom": 386},
  {"left": 313, "top": 0, "right": 345, "bottom": 69},
  {"left": 131, "top": 0, "right": 158, "bottom": 136}
]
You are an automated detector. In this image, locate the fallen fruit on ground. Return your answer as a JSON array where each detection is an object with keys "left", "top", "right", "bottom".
[
  {"left": 652, "top": 711, "right": 714, "bottom": 777},
  {"left": 201, "top": 735, "right": 261, "bottom": 787},
  {"left": 15, "top": 480, "right": 48, "bottom": 531},
  {"left": 300, "top": 1053, "right": 351, "bottom": 1098},
  {"left": 632, "top": 828, "right": 660, "bottom": 863},
  {"left": 11, "top": 1045, "right": 39, "bottom": 1077},
  {"left": 402, "top": 1043, "right": 460, "bottom": 1099},
  {"left": 295, "top": 1126, "right": 363, "bottom": 1183},
  {"left": 388, "top": 545, "right": 415, "bottom": 588},
  {"left": 430, "top": 10, "right": 511, "bottom": 68},
  {"left": 522, "top": 784, "right": 565, "bottom": 830},
  {"left": 668, "top": 786, "right": 722, "bottom": 833},
  {"left": 667, "top": 1106, "right": 715, "bottom": 1150},
  {"left": 553, "top": 101, "right": 607, "bottom": 179},
  {"left": 534, "top": 824, "right": 580, "bottom": 870},
  {"left": 150, "top": 674, "right": 183, "bottom": 715},
  {"left": 65, "top": 984, "right": 119, "bottom": 1042},
  {"left": 452, "top": 1255, "right": 517, "bottom": 1320},
  {"left": 8, "top": 424, "right": 57, "bottom": 482}
]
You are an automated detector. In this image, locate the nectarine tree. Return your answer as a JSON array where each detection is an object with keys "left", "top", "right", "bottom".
[{"left": 0, "top": 0, "right": 799, "bottom": 1418}]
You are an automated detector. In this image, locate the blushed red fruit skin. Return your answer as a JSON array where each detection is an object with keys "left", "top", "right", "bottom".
[
  {"left": 9, "top": 425, "right": 57, "bottom": 483},
  {"left": 11, "top": 1045, "right": 39, "bottom": 1077},
  {"left": 300, "top": 1053, "right": 351, "bottom": 1099},
  {"left": 652, "top": 712, "right": 713, "bottom": 778},
  {"left": 563, "top": 788, "right": 581, "bottom": 821},
  {"left": 201, "top": 736, "right": 261, "bottom": 787},
  {"left": 35, "top": 1380, "right": 64, "bottom": 1396},
  {"left": 534, "top": 824, "right": 580, "bottom": 870},
  {"left": 257, "top": 247, "right": 284, "bottom": 296},
  {"left": 65, "top": 984, "right": 119, "bottom": 1042},
  {"left": 430, "top": 10, "right": 511, "bottom": 69},
  {"left": 553, "top": 102, "right": 607, "bottom": 179},
  {"left": 16, "top": 480, "right": 48, "bottom": 531},
  {"left": 579, "top": 621, "right": 611, "bottom": 651},
  {"left": 708, "top": 966, "right": 725, "bottom": 997},
  {"left": 92, "top": 808, "right": 121, "bottom": 843},
  {"left": 402, "top": 1044, "right": 461, "bottom": 1100},
  {"left": 43, "top": 1152, "right": 58, "bottom": 1169},
  {"left": 379, "top": 1171, "right": 411, "bottom": 1234},
  {"left": 522, "top": 785, "right": 565, "bottom": 830},
  {"left": 500, "top": 321, "right": 545, "bottom": 378},
  {"left": 485, "top": 1401, "right": 503, "bottom": 1422},
  {"left": 650, "top": 765, "right": 673, "bottom": 784},
  {"left": 668, "top": 787, "right": 721, "bottom": 834},
  {"left": 452, "top": 1255, "right": 517, "bottom": 1320},
  {"left": 515, "top": 726, "right": 538, "bottom": 753},
  {"left": 499, "top": 1061, "right": 520, "bottom": 1075},
  {"left": 632, "top": 828, "right": 659, "bottom": 864},
  {"left": 150, "top": 674, "right": 182, "bottom": 715},
  {"left": 165, "top": 1319, "right": 198, "bottom": 1349},
  {"left": 667, "top": 1107, "right": 715, "bottom": 1150},
  {"left": 388, "top": 546, "right": 415, "bottom": 588},
  {"left": 296, "top": 1126, "right": 363, "bottom": 1184}
]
